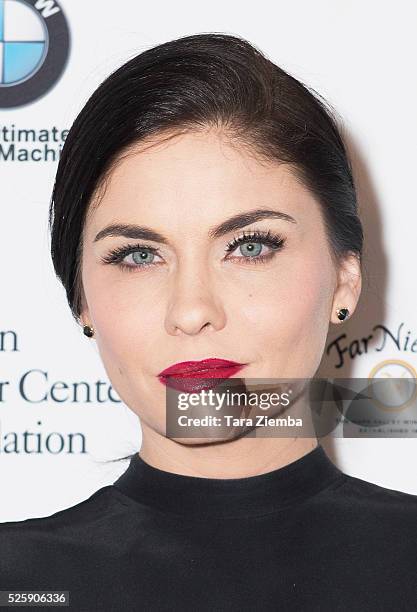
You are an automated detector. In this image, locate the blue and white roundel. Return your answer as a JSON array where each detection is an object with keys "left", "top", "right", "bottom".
[{"left": 0, "top": 0, "right": 48, "bottom": 87}]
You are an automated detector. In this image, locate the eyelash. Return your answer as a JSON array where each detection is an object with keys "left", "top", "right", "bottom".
[{"left": 100, "top": 229, "right": 286, "bottom": 273}]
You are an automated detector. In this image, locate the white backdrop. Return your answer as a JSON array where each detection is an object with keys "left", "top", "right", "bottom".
[{"left": 1, "top": 0, "right": 416, "bottom": 521}]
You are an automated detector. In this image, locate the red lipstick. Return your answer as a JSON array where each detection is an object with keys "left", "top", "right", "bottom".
[{"left": 158, "top": 358, "right": 246, "bottom": 393}]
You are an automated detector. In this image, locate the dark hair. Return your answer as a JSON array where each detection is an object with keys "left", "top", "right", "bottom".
[{"left": 49, "top": 32, "right": 363, "bottom": 325}]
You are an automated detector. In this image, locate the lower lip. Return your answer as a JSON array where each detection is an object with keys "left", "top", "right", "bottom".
[{"left": 158, "top": 365, "right": 245, "bottom": 393}]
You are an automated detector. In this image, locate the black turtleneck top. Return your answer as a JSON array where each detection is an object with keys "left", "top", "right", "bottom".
[{"left": 1, "top": 443, "right": 417, "bottom": 611}]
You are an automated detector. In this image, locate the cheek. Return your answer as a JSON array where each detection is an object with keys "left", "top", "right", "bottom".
[
  {"left": 87, "top": 280, "right": 166, "bottom": 424},
  {"left": 235, "top": 255, "right": 333, "bottom": 351},
  {"left": 83, "top": 266, "right": 164, "bottom": 371}
]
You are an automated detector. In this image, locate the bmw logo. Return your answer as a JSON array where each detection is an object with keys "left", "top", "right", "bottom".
[{"left": 0, "top": 0, "right": 70, "bottom": 108}]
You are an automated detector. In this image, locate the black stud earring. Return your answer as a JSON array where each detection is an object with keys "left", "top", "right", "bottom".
[
  {"left": 336, "top": 307, "right": 350, "bottom": 321},
  {"left": 83, "top": 325, "right": 95, "bottom": 338}
]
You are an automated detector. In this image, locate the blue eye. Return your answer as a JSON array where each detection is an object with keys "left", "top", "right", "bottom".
[
  {"left": 225, "top": 230, "right": 286, "bottom": 263},
  {"left": 100, "top": 229, "right": 286, "bottom": 273},
  {"left": 131, "top": 250, "right": 155, "bottom": 265},
  {"left": 239, "top": 242, "right": 263, "bottom": 257},
  {"left": 100, "top": 244, "right": 163, "bottom": 273}
]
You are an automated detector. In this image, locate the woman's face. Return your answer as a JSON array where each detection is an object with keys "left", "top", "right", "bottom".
[{"left": 80, "top": 129, "right": 360, "bottom": 437}]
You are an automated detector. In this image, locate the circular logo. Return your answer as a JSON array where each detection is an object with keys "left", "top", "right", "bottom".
[
  {"left": 368, "top": 359, "right": 417, "bottom": 413},
  {"left": 0, "top": 0, "right": 70, "bottom": 108}
]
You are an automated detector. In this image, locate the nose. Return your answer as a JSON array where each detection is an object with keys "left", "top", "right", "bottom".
[{"left": 164, "top": 260, "right": 226, "bottom": 337}]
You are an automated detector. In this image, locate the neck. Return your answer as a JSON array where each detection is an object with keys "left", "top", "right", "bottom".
[{"left": 139, "top": 426, "right": 319, "bottom": 479}]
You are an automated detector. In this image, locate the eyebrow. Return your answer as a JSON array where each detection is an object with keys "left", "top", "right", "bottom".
[{"left": 93, "top": 208, "right": 297, "bottom": 244}]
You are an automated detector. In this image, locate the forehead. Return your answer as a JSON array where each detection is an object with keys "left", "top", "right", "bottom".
[{"left": 85, "top": 130, "right": 320, "bottom": 236}]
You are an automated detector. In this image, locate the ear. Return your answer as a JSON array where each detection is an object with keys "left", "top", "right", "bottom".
[{"left": 330, "top": 252, "right": 362, "bottom": 325}]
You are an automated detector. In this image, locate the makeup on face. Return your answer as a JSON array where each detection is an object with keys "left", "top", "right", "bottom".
[
  {"left": 157, "top": 358, "right": 247, "bottom": 392},
  {"left": 81, "top": 131, "right": 335, "bottom": 439},
  {"left": 94, "top": 208, "right": 295, "bottom": 274}
]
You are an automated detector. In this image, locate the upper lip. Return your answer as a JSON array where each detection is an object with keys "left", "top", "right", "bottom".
[{"left": 158, "top": 358, "right": 245, "bottom": 377}]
